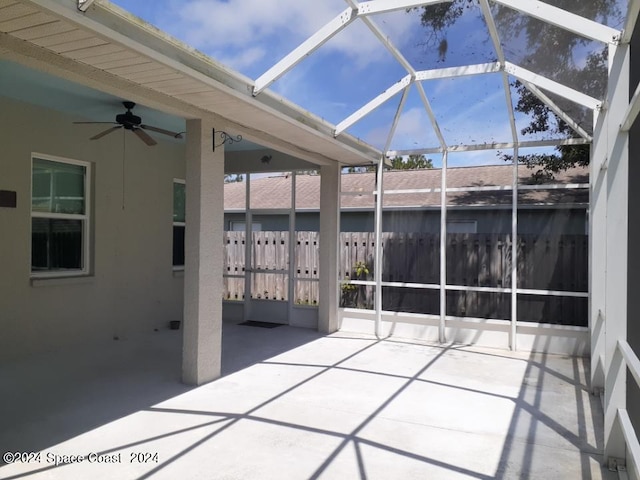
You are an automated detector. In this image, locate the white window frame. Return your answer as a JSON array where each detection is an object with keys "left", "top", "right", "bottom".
[
  {"left": 173, "top": 179, "right": 186, "bottom": 271},
  {"left": 30, "top": 153, "right": 91, "bottom": 278}
]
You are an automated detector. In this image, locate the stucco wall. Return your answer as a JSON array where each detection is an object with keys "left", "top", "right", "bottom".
[{"left": 0, "top": 96, "right": 185, "bottom": 360}]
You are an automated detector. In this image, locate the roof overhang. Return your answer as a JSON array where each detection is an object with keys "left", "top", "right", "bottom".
[{"left": 0, "top": 0, "right": 382, "bottom": 166}]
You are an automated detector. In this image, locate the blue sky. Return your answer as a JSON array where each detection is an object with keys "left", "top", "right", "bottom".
[{"left": 109, "top": 0, "right": 584, "bottom": 166}]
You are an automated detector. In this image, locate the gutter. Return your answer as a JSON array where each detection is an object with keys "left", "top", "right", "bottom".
[{"left": 45, "top": 0, "right": 381, "bottom": 163}]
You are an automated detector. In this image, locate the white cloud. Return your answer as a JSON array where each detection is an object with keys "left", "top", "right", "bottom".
[
  {"left": 217, "top": 46, "right": 267, "bottom": 71},
  {"left": 324, "top": 10, "right": 419, "bottom": 67},
  {"left": 362, "top": 106, "right": 440, "bottom": 151},
  {"left": 161, "top": 1, "right": 419, "bottom": 74},
  {"left": 167, "top": 0, "right": 343, "bottom": 51}
]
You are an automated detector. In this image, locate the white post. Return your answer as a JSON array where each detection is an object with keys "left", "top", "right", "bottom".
[
  {"left": 374, "top": 158, "right": 384, "bottom": 338},
  {"left": 603, "top": 42, "right": 630, "bottom": 462},
  {"left": 590, "top": 108, "right": 607, "bottom": 392},
  {"left": 243, "top": 176, "right": 252, "bottom": 321},
  {"left": 440, "top": 151, "right": 447, "bottom": 343},
  {"left": 318, "top": 163, "right": 340, "bottom": 333},
  {"left": 510, "top": 146, "right": 518, "bottom": 350},
  {"left": 182, "top": 119, "right": 225, "bottom": 385},
  {"left": 288, "top": 172, "right": 297, "bottom": 324}
]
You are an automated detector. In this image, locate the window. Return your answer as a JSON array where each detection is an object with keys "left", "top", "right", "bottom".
[
  {"left": 31, "top": 155, "right": 90, "bottom": 276},
  {"left": 230, "top": 221, "right": 262, "bottom": 232},
  {"left": 173, "top": 180, "right": 185, "bottom": 268},
  {"left": 447, "top": 220, "right": 477, "bottom": 234}
]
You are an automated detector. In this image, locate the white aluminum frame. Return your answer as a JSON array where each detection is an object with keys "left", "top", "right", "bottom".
[
  {"left": 387, "top": 138, "right": 590, "bottom": 157},
  {"left": 492, "top": 0, "right": 620, "bottom": 45},
  {"left": 23, "top": 0, "right": 640, "bottom": 469},
  {"left": 521, "top": 81, "right": 593, "bottom": 141},
  {"left": 504, "top": 63, "right": 602, "bottom": 110},
  {"left": 339, "top": 157, "right": 591, "bottom": 350},
  {"left": 335, "top": 75, "right": 412, "bottom": 136},
  {"left": 253, "top": 7, "right": 357, "bottom": 95},
  {"left": 224, "top": 171, "right": 325, "bottom": 323}
]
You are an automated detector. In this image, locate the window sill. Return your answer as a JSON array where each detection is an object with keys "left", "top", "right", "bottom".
[{"left": 31, "top": 275, "right": 94, "bottom": 288}]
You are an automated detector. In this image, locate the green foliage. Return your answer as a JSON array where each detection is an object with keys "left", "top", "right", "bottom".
[
  {"left": 388, "top": 155, "right": 434, "bottom": 170},
  {"left": 411, "top": 0, "right": 474, "bottom": 60},
  {"left": 340, "top": 261, "right": 373, "bottom": 308},
  {"left": 412, "top": 0, "right": 621, "bottom": 177},
  {"left": 224, "top": 174, "right": 243, "bottom": 183},
  {"left": 353, "top": 261, "right": 370, "bottom": 278},
  {"left": 345, "top": 154, "right": 433, "bottom": 173}
]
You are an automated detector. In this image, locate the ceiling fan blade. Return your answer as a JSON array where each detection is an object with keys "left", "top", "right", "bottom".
[
  {"left": 133, "top": 127, "right": 157, "bottom": 146},
  {"left": 140, "top": 124, "right": 183, "bottom": 138},
  {"left": 74, "top": 121, "right": 119, "bottom": 125},
  {"left": 90, "top": 126, "right": 122, "bottom": 140}
]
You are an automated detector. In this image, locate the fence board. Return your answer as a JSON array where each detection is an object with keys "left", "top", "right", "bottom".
[{"left": 222, "top": 231, "right": 587, "bottom": 325}]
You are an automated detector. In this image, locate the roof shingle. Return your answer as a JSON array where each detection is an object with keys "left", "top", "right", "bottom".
[{"left": 224, "top": 165, "right": 588, "bottom": 210}]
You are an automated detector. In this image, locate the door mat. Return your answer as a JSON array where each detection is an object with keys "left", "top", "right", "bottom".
[{"left": 239, "top": 321, "right": 284, "bottom": 329}]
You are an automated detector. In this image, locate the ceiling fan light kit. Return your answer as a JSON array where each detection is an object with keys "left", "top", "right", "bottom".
[{"left": 73, "top": 101, "right": 183, "bottom": 146}]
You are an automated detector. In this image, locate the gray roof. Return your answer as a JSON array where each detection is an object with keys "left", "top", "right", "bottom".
[{"left": 224, "top": 165, "right": 589, "bottom": 211}]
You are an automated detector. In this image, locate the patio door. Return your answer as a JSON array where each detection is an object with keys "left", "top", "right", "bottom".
[
  {"left": 244, "top": 212, "right": 290, "bottom": 324},
  {"left": 242, "top": 170, "right": 294, "bottom": 324}
]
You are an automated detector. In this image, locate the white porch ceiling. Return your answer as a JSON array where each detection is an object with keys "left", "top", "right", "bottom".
[{"left": 0, "top": 0, "right": 381, "bottom": 166}]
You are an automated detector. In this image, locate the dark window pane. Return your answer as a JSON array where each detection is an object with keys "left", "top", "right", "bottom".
[
  {"left": 31, "top": 218, "right": 83, "bottom": 271},
  {"left": 173, "top": 226, "right": 185, "bottom": 266},
  {"left": 32, "top": 159, "right": 85, "bottom": 214}
]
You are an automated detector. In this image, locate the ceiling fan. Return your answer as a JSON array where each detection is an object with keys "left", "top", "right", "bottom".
[{"left": 73, "top": 101, "right": 183, "bottom": 146}]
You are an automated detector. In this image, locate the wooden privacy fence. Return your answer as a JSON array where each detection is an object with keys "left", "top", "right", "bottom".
[
  {"left": 223, "top": 231, "right": 319, "bottom": 304},
  {"left": 339, "top": 232, "right": 587, "bottom": 289},
  {"left": 222, "top": 231, "right": 588, "bottom": 325}
]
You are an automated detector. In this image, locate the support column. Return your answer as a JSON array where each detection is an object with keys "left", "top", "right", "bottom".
[
  {"left": 374, "top": 158, "right": 384, "bottom": 338},
  {"left": 603, "top": 43, "right": 630, "bottom": 461},
  {"left": 318, "top": 162, "right": 340, "bottom": 334},
  {"left": 590, "top": 108, "right": 607, "bottom": 392},
  {"left": 182, "top": 119, "right": 224, "bottom": 385}
]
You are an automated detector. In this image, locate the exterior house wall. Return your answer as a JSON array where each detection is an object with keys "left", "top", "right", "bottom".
[{"left": 0, "top": 96, "right": 185, "bottom": 360}]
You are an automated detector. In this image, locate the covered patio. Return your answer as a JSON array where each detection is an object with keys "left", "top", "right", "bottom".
[
  {"left": 1, "top": 0, "right": 640, "bottom": 477},
  {"left": 0, "top": 323, "right": 611, "bottom": 479}
]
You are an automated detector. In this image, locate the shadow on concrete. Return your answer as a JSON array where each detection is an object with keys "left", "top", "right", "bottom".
[
  {"left": 0, "top": 329, "right": 613, "bottom": 479},
  {"left": 0, "top": 323, "right": 322, "bottom": 460}
]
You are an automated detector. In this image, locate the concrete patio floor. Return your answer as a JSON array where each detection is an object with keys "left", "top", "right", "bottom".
[{"left": 0, "top": 324, "right": 613, "bottom": 480}]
